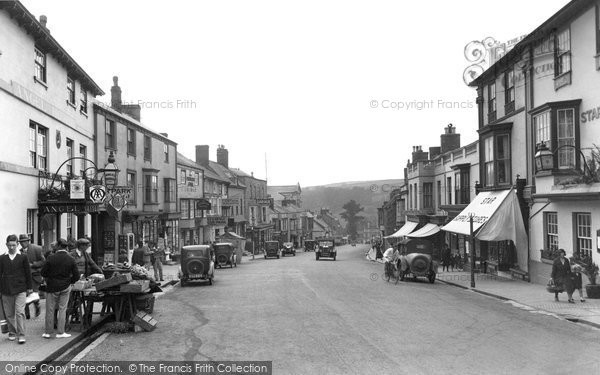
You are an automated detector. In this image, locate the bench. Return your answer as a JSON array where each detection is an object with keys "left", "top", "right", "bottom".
[{"left": 509, "top": 267, "right": 530, "bottom": 282}]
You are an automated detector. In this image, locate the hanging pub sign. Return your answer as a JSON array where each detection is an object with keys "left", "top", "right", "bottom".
[
  {"left": 108, "top": 193, "right": 128, "bottom": 212},
  {"left": 89, "top": 185, "right": 107, "bottom": 203},
  {"left": 70, "top": 178, "right": 85, "bottom": 199}
]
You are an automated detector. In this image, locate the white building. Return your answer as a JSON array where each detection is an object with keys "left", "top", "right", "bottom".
[{"left": 0, "top": 2, "right": 103, "bottom": 248}]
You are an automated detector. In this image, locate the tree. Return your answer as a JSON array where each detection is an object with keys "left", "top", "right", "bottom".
[{"left": 340, "top": 200, "right": 365, "bottom": 240}]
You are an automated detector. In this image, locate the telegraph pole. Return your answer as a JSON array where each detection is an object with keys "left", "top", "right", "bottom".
[{"left": 469, "top": 214, "right": 475, "bottom": 288}]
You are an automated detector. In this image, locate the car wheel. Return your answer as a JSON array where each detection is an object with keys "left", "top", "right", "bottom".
[{"left": 428, "top": 273, "right": 436, "bottom": 284}]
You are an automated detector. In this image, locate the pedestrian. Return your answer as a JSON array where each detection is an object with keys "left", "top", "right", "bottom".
[
  {"left": 550, "top": 249, "right": 573, "bottom": 302},
  {"left": 570, "top": 264, "right": 585, "bottom": 303},
  {"left": 0, "top": 234, "right": 33, "bottom": 344},
  {"left": 142, "top": 241, "right": 153, "bottom": 272},
  {"left": 18, "top": 234, "right": 44, "bottom": 319},
  {"left": 442, "top": 244, "right": 452, "bottom": 272},
  {"left": 152, "top": 244, "right": 165, "bottom": 282},
  {"left": 132, "top": 241, "right": 145, "bottom": 267},
  {"left": 41, "top": 238, "right": 80, "bottom": 339},
  {"left": 70, "top": 238, "right": 102, "bottom": 278}
]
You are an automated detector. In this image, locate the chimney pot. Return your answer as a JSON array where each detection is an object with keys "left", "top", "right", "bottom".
[{"left": 39, "top": 15, "right": 47, "bottom": 29}]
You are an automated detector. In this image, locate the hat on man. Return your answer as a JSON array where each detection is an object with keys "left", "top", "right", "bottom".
[
  {"left": 18, "top": 234, "right": 31, "bottom": 242},
  {"left": 76, "top": 238, "right": 90, "bottom": 246},
  {"left": 56, "top": 238, "right": 69, "bottom": 249}
]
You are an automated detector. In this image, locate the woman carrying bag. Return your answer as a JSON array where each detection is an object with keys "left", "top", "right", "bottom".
[{"left": 550, "top": 249, "right": 573, "bottom": 302}]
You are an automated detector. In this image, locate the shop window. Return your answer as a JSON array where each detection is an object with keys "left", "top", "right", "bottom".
[{"left": 575, "top": 213, "right": 592, "bottom": 259}]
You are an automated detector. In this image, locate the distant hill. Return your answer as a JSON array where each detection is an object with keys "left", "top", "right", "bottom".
[{"left": 302, "top": 179, "right": 404, "bottom": 229}]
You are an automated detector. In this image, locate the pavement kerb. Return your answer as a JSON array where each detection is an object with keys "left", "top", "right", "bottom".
[{"left": 437, "top": 278, "right": 600, "bottom": 330}]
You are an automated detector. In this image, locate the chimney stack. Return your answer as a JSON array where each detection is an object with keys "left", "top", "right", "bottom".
[
  {"left": 411, "top": 145, "right": 429, "bottom": 162},
  {"left": 39, "top": 15, "right": 49, "bottom": 32},
  {"left": 216, "top": 145, "right": 229, "bottom": 168},
  {"left": 195, "top": 145, "right": 209, "bottom": 167},
  {"left": 441, "top": 123, "right": 461, "bottom": 153},
  {"left": 111, "top": 76, "right": 122, "bottom": 111}
]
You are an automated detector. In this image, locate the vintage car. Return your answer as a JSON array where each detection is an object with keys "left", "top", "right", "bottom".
[
  {"left": 214, "top": 242, "right": 236, "bottom": 268},
  {"left": 304, "top": 240, "right": 316, "bottom": 252},
  {"left": 281, "top": 242, "right": 296, "bottom": 256},
  {"left": 398, "top": 238, "right": 438, "bottom": 283},
  {"left": 178, "top": 245, "right": 215, "bottom": 286},
  {"left": 316, "top": 238, "right": 336, "bottom": 261},
  {"left": 264, "top": 240, "right": 281, "bottom": 259}
]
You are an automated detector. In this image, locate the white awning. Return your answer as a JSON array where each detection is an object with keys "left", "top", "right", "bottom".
[
  {"left": 384, "top": 221, "right": 418, "bottom": 238},
  {"left": 407, "top": 223, "right": 441, "bottom": 238},
  {"left": 441, "top": 189, "right": 528, "bottom": 271}
]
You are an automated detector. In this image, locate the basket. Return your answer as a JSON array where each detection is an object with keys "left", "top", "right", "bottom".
[
  {"left": 135, "top": 294, "right": 155, "bottom": 314},
  {"left": 546, "top": 280, "right": 564, "bottom": 293}
]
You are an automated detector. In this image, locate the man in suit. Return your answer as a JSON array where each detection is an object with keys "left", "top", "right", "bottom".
[
  {"left": 18, "top": 234, "right": 45, "bottom": 318},
  {"left": 0, "top": 234, "right": 33, "bottom": 344},
  {"left": 41, "top": 238, "right": 79, "bottom": 338}
]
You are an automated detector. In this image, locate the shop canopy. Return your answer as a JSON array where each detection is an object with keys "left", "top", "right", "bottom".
[
  {"left": 441, "top": 189, "right": 528, "bottom": 271},
  {"left": 384, "top": 221, "right": 418, "bottom": 239},
  {"left": 407, "top": 223, "right": 441, "bottom": 238}
]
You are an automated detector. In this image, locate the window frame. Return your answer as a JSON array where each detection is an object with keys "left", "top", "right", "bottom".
[
  {"left": 544, "top": 212, "right": 559, "bottom": 252},
  {"left": 80, "top": 88, "right": 88, "bottom": 114},
  {"left": 29, "top": 122, "right": 48, "bottom": 171},
  {"left": 423, "top": 182, "right": 433, "bottom": 209},
  {"left": 127, "top": 170, "right": 137, "bottom": 205},
  {"left": 530, "top": 100, "right": 581, "bottom": 174},
  {"left": 144, "top": 174, "right": 159, "bottom": 204},
  {"left": 504, "top": 68, "right": 515, "bottom": 114},
  {"left": 127, "top": 128, "right": 136, "bottom": 156},
  {"left": 554, "top": 28, "right": 571, "bottom": 77},
  {"left": 65, "top": 138, "right": 74, "bottom": 176},
  {"left": 34, "top": 47, "right": 47, "bottom": 84},
  {"left": 480, "top": 122, "right": 513, "bottom": 188},
  {"left": 574, "top": 212, "right": 592, "bottom": 259},
  {"left": 164, "top": 178, "right": 176, "bottom": 202},
  {"left": 79, "top": 144, "right": 87, "bottom": 178},
  {"left": 105, "top": 119, "right": 116, "bottom": 150},
  {"left": 488, "top": 82, "right": 497, "bottom": 122},
  {"left": 163, "top": 143, "right": 169, "bottom": 163},
  {"left": 67, "top": 76, "right": 76, "bottom": 105},
  {"left": 144, "top": 135, "right": 152, "bottom": 161}
]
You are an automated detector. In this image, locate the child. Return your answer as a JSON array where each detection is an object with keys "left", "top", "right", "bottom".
[{"left": 571, "top": 264, "right": 585, "bottom": 302}]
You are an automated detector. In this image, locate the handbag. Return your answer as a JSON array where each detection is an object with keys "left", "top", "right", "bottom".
[{"left": 546, "top": 278, "right": 564, "bottom": 293}]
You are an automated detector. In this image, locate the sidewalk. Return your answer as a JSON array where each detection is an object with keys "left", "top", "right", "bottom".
[
  {"left": 436, "top": 270, "right": 600, "bottom": 328},
  {"left": 1, "top": 263, "right": 182, "bottom": 362}
]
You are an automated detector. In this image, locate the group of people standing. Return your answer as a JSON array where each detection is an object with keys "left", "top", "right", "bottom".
[
  {"left": 441, "top": 245, "right": 463, "bottom": 272},
  {"left": 550, "top": 249, "right": 585, "bottom": 303},
  {"left": 0, "top": 234, "right": 101, "bottom": 344},
  {"left": 131, "top": 240, "right": 165, "bottom": 281}
]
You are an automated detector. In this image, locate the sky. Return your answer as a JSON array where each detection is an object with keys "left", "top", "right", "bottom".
[{"left": 20, "top": 0, "right": 571, "bottom": 186}]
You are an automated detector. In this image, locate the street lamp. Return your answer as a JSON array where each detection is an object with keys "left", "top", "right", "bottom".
[
  {"left": 100, "top": 151, "right": 120, "bottom": 190},
  {"left": 534, "top": 142, "right": 592, "bottom": 176}
]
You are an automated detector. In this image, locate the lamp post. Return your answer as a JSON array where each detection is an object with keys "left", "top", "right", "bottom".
[
  {"left": 534, "top": 142, "right": 592, "bottom": 176},
  {"left": 469, "top": 213, "right": 475, "bottom": 288}
]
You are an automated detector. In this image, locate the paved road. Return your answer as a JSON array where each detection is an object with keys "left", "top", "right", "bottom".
[{"left": 82, "top": 244, "right": 600, "bottom": 374}]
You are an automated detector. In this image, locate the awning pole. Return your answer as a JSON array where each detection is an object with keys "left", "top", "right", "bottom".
[{"left": 470, "top": 214, "right": 475, "bottom": 288}]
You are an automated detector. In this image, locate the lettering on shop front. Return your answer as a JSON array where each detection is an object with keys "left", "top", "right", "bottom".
[
  {"left": 40, "top": 204, "right": 99, "bottom": 214},
  {"left": 581, "top": 106, "right": 600, "bottom": 123}
]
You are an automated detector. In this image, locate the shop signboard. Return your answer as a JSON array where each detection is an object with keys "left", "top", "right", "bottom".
[
  {"left": 207, "top": 216, "right": 227, "bottom": 226},
  {"left": 70, "top": 178, "right": 85, "bottom": 199},
  {"left": 222, "top": 198, "right": 239, "bottom": 207}
]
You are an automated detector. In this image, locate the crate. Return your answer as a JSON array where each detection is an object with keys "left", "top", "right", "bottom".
[
  {"left": 132, "top": 311, "right": 157, "bottom": 332},
  {"left": 95, "top": 273, "right": 132, "bottom": 291},
  {"left": 135, "top": 294, "right": 155, "bottom": 314},
  {"left": 119, "top": 280, "right": 150, "bottom": 293},
  {"left": 72, "top": 279, "right": 93, "bottom": 291}
]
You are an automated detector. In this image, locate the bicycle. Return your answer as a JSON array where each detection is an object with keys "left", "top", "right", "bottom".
[{"left": 384, "top": 260, "right": 401, "bottom": 284}]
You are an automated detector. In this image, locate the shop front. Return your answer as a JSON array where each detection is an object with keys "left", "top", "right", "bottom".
[{"left": 441, "top": 189, "right": 528, "bottom": 276}]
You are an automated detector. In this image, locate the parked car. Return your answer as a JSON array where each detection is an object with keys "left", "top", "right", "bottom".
[
  {"left": 214, "top": 242, "right": 236, "bottom": 268},
  {"left": 304, "top": 240, "right": 316, "bottom": 252},
  {"left": 178, "top": 245, "right": 215, "bottom": 286},
  {"left": 281, "top": 242, "right": 296, "bottom": 257},
  {"left": 264, "top": 240, "right": 281, "bottom": 259},
  {"left": 397, "top": 238, "right": 438, "bottom": 283},
  {"left": 316, "top": 238, "right": 336, "bottom": 261}
]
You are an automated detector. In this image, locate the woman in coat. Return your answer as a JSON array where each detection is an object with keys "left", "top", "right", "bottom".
[{"left": 551, "top": 249, "right": 573, "bottom": 302}]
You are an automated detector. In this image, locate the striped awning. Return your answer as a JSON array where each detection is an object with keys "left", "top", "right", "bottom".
[
  {"left": 384, "top": 221, "right": 418, "bottom": 238},
  {"left": 407, "top": 223, "right": 441, "bottom": 238}
]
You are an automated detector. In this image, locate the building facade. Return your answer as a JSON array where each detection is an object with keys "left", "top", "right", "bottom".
[
  {"left": 93, "top": 78, "right": 179, "bottom": 263},
  {"left": 0, "top": 2, "right": 103, "bottom": 252},
  {"left": 471, "top": 0, "right": 600, "bottom": 283},
  {"left": 177, "top": 153, "right": 205, "bottom": 247}
]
